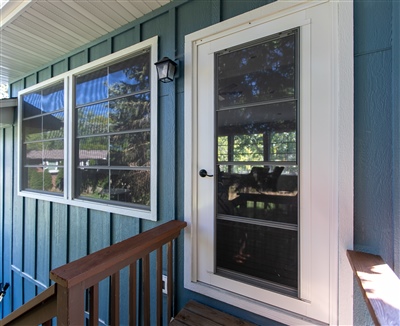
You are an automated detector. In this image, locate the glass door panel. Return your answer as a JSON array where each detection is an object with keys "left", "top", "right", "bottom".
[{"left": 215, "top": 29, "right": 299, "bottom": 295}]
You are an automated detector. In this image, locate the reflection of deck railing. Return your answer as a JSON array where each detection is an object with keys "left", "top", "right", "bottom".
[
  {"left": 0, "top": 220, "right": 186, "bottom": 326},
  {"left": 347, "top": 250, "right": 400, "bottom": 325}
]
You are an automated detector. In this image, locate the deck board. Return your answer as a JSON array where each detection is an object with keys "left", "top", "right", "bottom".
[{"left": 170, "top": 300, "right": 256, "bottom": 326}]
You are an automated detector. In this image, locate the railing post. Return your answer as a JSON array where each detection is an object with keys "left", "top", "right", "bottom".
[
  {"left": 56, "top": 283, "right": 85, "bottom": 326},
  {"left": 156, "top": 247, "right": 163, "bottom": 326}
]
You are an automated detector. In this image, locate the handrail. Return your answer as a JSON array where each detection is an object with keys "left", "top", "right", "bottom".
[
  {"left": 0, "top": 220, "right": 186, "bottom": 326},
  {"left": 50, "top": 220, "right": 185, "bottom": 289},
  {"left": 347, "top": 250, "right": 400, "bottom": 326},
  {"left": 0, "top": 284, "right": 57, "bottom": 326}
]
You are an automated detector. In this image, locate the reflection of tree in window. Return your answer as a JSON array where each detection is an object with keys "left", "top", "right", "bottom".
[
  {"left": 218, "top": 34, "right": 295, "bottom": 108},
  {"left": 75, "top": 51, "right": 151, "bottom": 207},
  {"left": 270, "top": 131, "right": 296, "bottom": 162}
]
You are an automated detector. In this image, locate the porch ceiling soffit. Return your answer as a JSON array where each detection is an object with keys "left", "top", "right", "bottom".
[{"left": 0, "top": 0, "right": 172, "bottom": 85}]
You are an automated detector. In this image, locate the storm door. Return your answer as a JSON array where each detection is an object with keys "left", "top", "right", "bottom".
[{"left": 199, "top": 30, "right": 299, "bottom": 296}]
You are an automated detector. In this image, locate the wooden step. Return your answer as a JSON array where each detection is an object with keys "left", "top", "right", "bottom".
[{"left": 170, "top": 300, "right": 256, "bottom": 326}]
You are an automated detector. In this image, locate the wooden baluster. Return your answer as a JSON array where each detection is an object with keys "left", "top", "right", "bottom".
[
  {"left": 129, "top": 262, "right": 137, "bottom": 326},
  {"left": 157, "top": 247, "right": 163, "bottom": 326},
  {"left": 167, "top": 241, "right": 173, "bottom": 322},
  {"left": 110, "top": 272, "right": 120, "bottom": 326},
  {"left": 143, "top": 254, "right": 150, "bottom": 326},
  {"left": 89, "top": 284, "right": 99, "bottom": 326}
]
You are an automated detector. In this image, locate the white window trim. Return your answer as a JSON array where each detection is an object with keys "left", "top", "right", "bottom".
[
  {"left": 184, "top": 1, "right": 353, "bottom": 325},
  {"left": 17, "top": 36, "right": 159, "bottom": 221}
]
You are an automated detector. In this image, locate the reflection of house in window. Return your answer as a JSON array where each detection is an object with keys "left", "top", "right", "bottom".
[{"left": 78, "top": 150, "right": 108, "bottom": 166}]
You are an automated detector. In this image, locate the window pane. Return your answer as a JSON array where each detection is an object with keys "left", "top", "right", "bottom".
[
  {"left": 22, "top": 91, "right": 42, "bottom": 118},
  {"left": 21, "top": 83, "right": 65, "bottom": 195},
  {"left": 76, "top": 68, "right": 108, "bottom": 105},
  {"left": 24, "top": 167, "right": 61, "bottom": 193},
  {"left": 43, "top": 140, "right": 64, "bottom": 161},
  {"left": 23, "top": 117, "right": 43, "bottom": 142},
  {"left": 233, "top": 133, "right": 264, "bottom": 162},
  {"left": 42, "top": 83, "right": 64, "bottom": 113},
  {"left": 76, "top": 168, "right": 110, "bottom": 200},
  {"left": 217, "top": 101, "right": 296, "bottom": 143},
  {"left": 216, "top": 219, "right": 298, "bottom": 290},
  {"left": 25, "top": 167, "right": 45, "bottom": 190},
  {"left": 270, "top": 131, "right": 296, "bottom": 162},
  {"left": 110, "top": 132, "right": 150, "bottom": 167},
  {"left": 215, "top": 30, "right": 299, "bottom": 295},
  {"left": 217, "top": 164, "right": 298, "bottom": 224},
  {"left": 43, "top": 112, "right": 64, "bottom": 139},
  {"left": 77, "top": 137, "right": 108, "bottom": 166},
  {"left": 77, "top": 103, "right": 109, "bottom": 136},
  {"left": 109, "top": 93, "right": 150, "bottom": 132},
  {"left": 108, "top": 52, "right": 150, "bottom": 96},
  {"left": 22, "top": 82, "right": 64, "bottom": 118},
  {"left": 24, "top": 142, "right": 42, "bottom": 165},
  {"left": 217, "top": 34, "right": 296, "bottom": 108},
  {"left": 218, "top": 136, "right": 229, "bottom": 162},
  {"left": 74, "top": 50, "right": 152, "bottom": 209},
  {"left": 110, "top": 169, "right": 150, "bottom": 206}
]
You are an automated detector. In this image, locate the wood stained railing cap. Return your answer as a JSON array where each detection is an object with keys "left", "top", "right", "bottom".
[
  {"left": 50, "top": 220, "right": 186, "bottom": 289},
  {"left": 347, "top": 249, "right": 400, "bottom": 326}
]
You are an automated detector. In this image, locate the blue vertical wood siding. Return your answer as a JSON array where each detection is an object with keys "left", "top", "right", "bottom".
[{"left": 353, "top": 0, "right": 397, "bottom": 325}]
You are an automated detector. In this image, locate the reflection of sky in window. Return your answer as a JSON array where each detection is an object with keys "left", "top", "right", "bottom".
[
  {"left": 42, "top": 87, "right": 64, "bottom": 113},
  {"left": 109, "top": 69, "right": 140, "bottom": 91},
  {"left": 23, "top": 85, "right": 64, "bottom": 117},
  {"left": 75, "top": 53, "right": 149, "bottom": 106},
  {"left": 76, "top": 69, "right": 107, "bottom": 106}
]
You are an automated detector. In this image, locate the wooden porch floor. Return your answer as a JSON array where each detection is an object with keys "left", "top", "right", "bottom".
[{"left": 170, "top": 300, "right": 256, "bottom": 326}]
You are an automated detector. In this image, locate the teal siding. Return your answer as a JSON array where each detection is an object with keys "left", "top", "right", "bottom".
[{"left": 353, "top": 0, "right": 398, "bottom": 325}]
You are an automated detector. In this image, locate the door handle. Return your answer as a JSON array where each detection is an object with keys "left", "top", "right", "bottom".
[{"left": 199, "top": 169, "right": 213, "bottom": 178}]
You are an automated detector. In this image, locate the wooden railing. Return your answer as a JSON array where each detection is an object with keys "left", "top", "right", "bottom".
[
  {"left": 347, "top": 250, "right": 400, "bottom": 326},
  {"left": 0, "top": 220, "right": 186, "bottom": 326}
]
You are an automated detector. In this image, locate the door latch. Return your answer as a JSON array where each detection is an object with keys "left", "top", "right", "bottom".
[{"left": 199, "top": 169, "right": 213, "bottom": 178}]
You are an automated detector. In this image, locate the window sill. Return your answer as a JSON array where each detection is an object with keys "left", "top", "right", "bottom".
[{"left": 18, "top": 190, "right": 156, "bottom": 220}]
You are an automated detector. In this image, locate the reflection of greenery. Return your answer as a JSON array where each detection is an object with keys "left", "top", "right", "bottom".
[
  {"left": 76, "top": 52, "right": 152, "bottom": 206},
  {"left": 270, "top": 131, "right": 296, "bottom": 161},
  {"left": 56, "top": 168, "right": 64, "bottom": 191},
  {"left": 28, "top": 169, "right": 52, "bottom": 191},
  {"left": 218, "top": 33, "right": 296, "bottom": 107},
  {"left": 234, "top": 133, "right": 264, "bottom": 162}
]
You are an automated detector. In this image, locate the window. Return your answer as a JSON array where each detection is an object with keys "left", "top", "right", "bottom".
[
  {"left": 184, "top": 1, "right": 353, "bottom": 325},
  {"left": 18, "top": 37, "right": 158, "bottom": 220},
  {"left": 21, "top": 82, "right": 65, "bottom": 193},
  {"left": 215, "top": 30, "right": 299, "bottom": 297}
]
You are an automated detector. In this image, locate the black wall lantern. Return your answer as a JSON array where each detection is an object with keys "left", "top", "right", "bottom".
[{"left": 154, "top": 57, "right": 177, "bottom": 83}]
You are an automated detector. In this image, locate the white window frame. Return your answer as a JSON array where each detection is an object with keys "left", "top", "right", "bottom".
[
  {"left": 17, "top": 36, "right": 159, "bottom": 221},
  {"left": 184, "top": 1, "right": 353, "bottom": 325}
]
